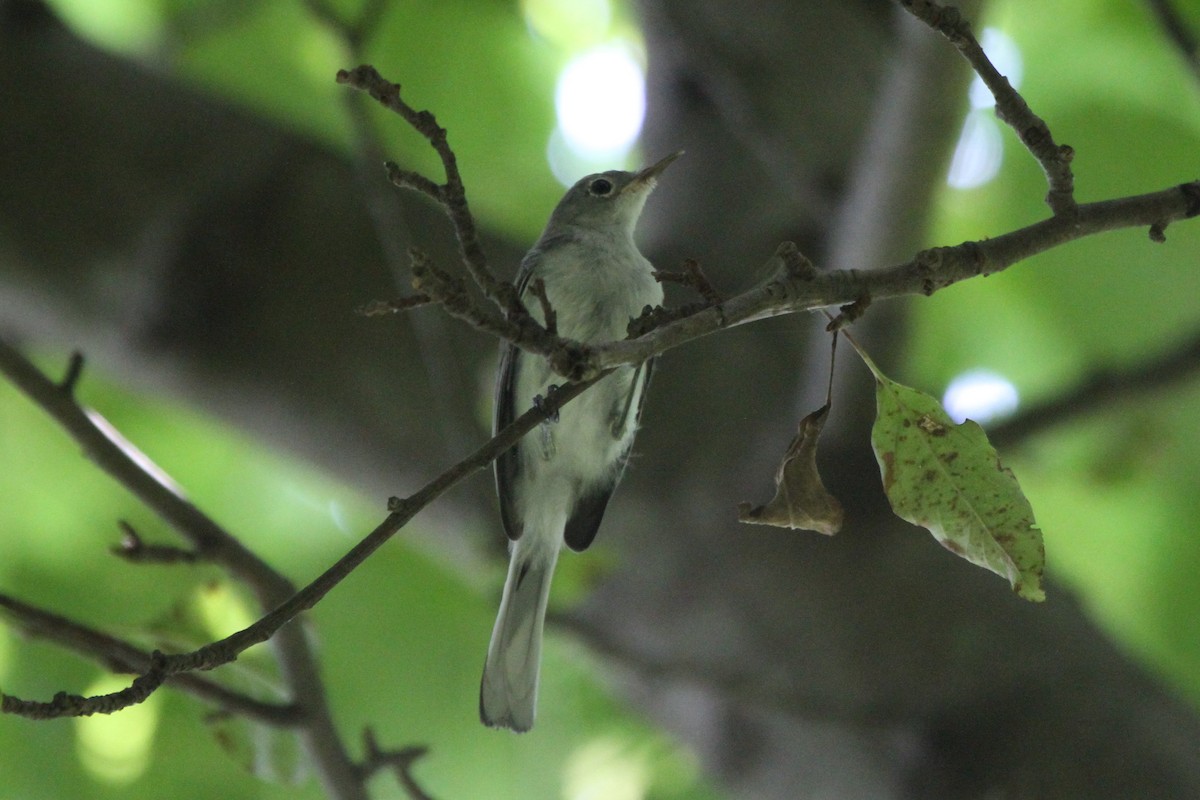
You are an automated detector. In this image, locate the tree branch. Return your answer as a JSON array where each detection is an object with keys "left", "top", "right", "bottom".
[
  {"left": 1145, "top": 0, "right": 1200, "bottom": 86},
  {"left": 0, "top": 592, "right": 299, "bottom": 725},
  {"left": 580, "top": 183, "right": 1200, "bottom": 376},
  {"left": 897, "top": 0, "right": 1077, "bottom": 214}
]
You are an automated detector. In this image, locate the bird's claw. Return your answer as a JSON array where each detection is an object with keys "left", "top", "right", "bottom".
[{"left": 532, "top": 384, "right": 562, "bottom": 423}]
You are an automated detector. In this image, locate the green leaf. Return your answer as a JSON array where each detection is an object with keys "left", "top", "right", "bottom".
[{"left": 858, "top": 347, "right": 1046, "bottom": 601}]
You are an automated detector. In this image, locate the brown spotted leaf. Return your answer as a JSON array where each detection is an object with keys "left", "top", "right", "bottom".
[
  {"left": 858, "top": 349, "right": 1045, "bottom": 601},
  {"left": 738, "top": 404, "right": 844, "bottom": 535}
]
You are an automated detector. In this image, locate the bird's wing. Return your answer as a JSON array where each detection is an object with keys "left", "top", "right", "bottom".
[
  {"left": 493, "top": 252, "right": 541, "bottom": 542},
  {"left": 563, "top": 357, "right": 655, "bottom": 552}
]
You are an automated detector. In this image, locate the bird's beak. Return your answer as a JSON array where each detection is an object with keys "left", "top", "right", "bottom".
[{"left": 626, "top": 150, "right": 684, "bottom": 192}]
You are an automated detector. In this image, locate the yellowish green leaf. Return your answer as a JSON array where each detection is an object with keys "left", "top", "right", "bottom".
[{"left": 858, "top": 347, "right": 1046, "bottom": 601}]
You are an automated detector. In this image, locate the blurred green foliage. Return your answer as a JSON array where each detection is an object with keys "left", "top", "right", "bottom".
[
  {"left": 0, "top": 355, "right": 721, "bottom": 799},
  {"left": 911, "top": 0, "right": 1200, "bottom": 705}
]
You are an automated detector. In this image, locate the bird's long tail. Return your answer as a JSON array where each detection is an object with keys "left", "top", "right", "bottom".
[{"left": 480, "top": 540, "right": 560, "bottom": 732}]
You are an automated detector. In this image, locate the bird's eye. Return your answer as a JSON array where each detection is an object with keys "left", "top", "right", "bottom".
[{"left": 588, "top": 178, "right": 614, "bottom": 196}]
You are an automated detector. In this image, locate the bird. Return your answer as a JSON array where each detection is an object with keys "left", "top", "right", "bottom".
[{"left": 480, "top": 151, "right": 682, "bottom": 732}]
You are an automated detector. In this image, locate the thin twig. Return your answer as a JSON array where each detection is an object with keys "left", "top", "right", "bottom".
[
  {"left": 897, "top": 0, "right": 1077, "bottom": 215},
  {"left": 360, "top": 728, "right": 435, "bottom": 800},
  {"left": 402, "top": 248, "right": 567, "bottom": 373},
  {"left": 336, "top": 65, "right": 523, "bottom": 317},
  {"left": 356, "top": 295, "right": 435, "bottom": 316},
  {"left": 0, "top": 593, "right": 299, "bottom": 725},
  {"left": 112, "top": 520, "right": 200, "bottom": 564},
  {"left": 58, "top": 351, "right": 84, "bottom": 395},
  {"left": 654, "top": 259, "right": 725, "bottom": 305}
]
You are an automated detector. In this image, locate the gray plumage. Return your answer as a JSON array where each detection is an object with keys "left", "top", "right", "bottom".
[{"left": 480, "top": 152, "right": 681, "bottom": 732}]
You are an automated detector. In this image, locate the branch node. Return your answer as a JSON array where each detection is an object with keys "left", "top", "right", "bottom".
[
  {"left": 360, "top": 727, "right": 434, "bottom": 799},
  {"left": 548, "top": 341, "right": 594, "bottom": 383},
  {"left": 384, "top": 161, "right": 444, "bottom": 202},
  {"left": 58, "top": 351, "right": 85, "bottom": 396},
  {"left": 356, "top": 295, "right": 434, "bottom": 316},
  {"left": 654, "top": 259, "right": 725, "bottom": 306},
  {"left": 776, "top": 241, "right": 818, "bottom": 280},
  {"left": 112, "top": 520, "right": 200, "bottom": 565},
  {"left": 826, "top": 295, "right": 872, "bottom": 331},
  {"left": 1149, "top": 222, "right": 1168, "bottom": 243}
]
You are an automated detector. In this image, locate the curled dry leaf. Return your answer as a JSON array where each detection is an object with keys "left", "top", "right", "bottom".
[{"left": 738, "top": 404, "right": 844, "bottom": 535}]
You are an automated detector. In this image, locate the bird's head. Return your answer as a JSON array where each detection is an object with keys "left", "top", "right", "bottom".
[{"left": 547, "top": 151, "right": 683, "bottom": 235}]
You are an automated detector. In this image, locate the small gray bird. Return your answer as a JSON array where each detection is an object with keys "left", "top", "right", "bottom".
[{"left": 481, "top": 151, "right": 681, "bottom": 732}]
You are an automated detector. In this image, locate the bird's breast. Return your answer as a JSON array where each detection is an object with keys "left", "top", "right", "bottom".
[{"left": 534, "top": 235, "right": 663, "bottom": 344}]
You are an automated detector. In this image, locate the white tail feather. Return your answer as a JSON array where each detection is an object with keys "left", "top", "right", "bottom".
[{"left": 480, "top": 543, "right": 560, "bottom": 732}]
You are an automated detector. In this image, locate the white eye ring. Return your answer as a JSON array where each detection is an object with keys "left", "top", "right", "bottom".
[{"left": 588, "top": 178, "right": 614, "bottom": 196}]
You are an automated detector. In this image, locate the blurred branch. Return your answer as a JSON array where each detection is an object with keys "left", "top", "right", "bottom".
[
  {"left": 111, "top": 520, "right": 201, "bottom": 564},
  {"left": 303, "top": 0, "right": 388, "bottom": 54},
  {"left": 1145, "top": 0, "right": 1200, "bottom": 86},
  {"left": 897, "top": 0, "right": 1076, "bottom": 214},
  {"left": 0, "top": 343, "right": 364, "bottom": 800},
  {"left": 0, "top": 592, "right": 299, "bottom": 726},
  {"left": 990, "top": 328, "right": 1200, "bottom": 447},
  {"left": 359, "top": 728, "right": 436, "bottom": 800}
]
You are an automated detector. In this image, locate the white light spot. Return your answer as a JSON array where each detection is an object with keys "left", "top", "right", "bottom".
[
  {"left": 949, "top": 28, "right": 1022, "bottom": 190},
  {"left": 555, "top": 45, "right": 645, "bottom": 161},
  {"left": 946, "top": 111, "right": 1005, "bottom": 189},
  {"left": 943, "top": 370, "right": 1020, "bottom": 424},
  {"left": 564, "top": 737, "right": 649, "bottom": 800}
]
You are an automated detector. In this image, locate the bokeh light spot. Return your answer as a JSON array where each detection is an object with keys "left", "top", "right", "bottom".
[
  {"left": 45, "top": 0, "right": 162, "bottom": 55},
  {"left": 76, "top": 674, "right": 161, "bottom": 784},
  {"left": 555, "top": 45, "right": 646, "bottom": 165},
  {"left": 947, "top": 111, "right": 1005, "bottom": 189},
  {"left": 949, "top": 28, "right": 1023, "bottom": 190},
  {"left": 943, "top": 370, "right": 1020, "bottom": 424},
  {"left": 564, "top": 736, "right": 650, "bottom": 800}
]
